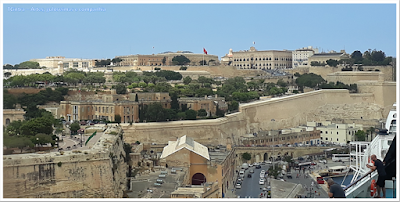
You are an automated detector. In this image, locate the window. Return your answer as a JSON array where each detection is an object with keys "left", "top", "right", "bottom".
[
  {"left": 73, "top": 62, "right": 78, "bottom": 68},
  {"left": 111, "top": 107, "right": 113, "bottom": 113},
  {"left": 106, "top": 107, "right": 108, "bottom": 113},
  {"left": 63, "top": 63, "right": 69, "bottom": 68},
  {"left": 82, "top": 62, "right": 88, "bottom": 68},
  {"left": 337, "top": 138, "right": 339, "bottom": 141},
  {"left": 87, "top": 107, "right": 90, "bottom": 112},
  {"left": 326, "top": 138, "right": 328, "bottom": 140},
  {"left": 337, "top": 132, "right": 339, "bottom": 135},
  {"left": 102, "top": 107, "right": 104, "bottom": 112},
  {"left": 81, "top": 107, "right": 84, "bottom": 112}
]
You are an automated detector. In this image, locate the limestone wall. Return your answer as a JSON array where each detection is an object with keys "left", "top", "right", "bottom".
[
  {"left": 288, "top": 65, "right": 395, "bottom": 82},
  {"left": 326, "top": 71, "right": 383, "bottom": 84},
  {"left": 121, "top": 88, "right": 395, "bottom": 146},
  {"left": 3, "top": 127, "right": 127, "bottom": 198},
  {"left": 100, "top": 65, "right": 266, "bottom": 78}
]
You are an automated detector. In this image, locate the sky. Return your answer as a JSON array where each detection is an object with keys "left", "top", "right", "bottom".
[{"left": 2, "top": 2, "right": 398, "bottom": 65}]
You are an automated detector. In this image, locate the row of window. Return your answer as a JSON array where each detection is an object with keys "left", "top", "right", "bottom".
[
  {"left": 234, "top": 63, "right": 290, "bottom": 67},
  {"left": 233, "top": 57, "right": 292, "bottom": 62},
  {"left": 63, "top": 62, "right": 88, "bottom": 68},
  {"left": 321, "top": 137, "right": 346, "bottom": 142},
  {"left": 320, "top": 130, "right": 356, "bottom": 135}
]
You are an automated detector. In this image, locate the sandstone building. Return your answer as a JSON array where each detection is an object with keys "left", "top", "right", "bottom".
[
  {"left": 307, "top": 121, "right": 363, "bottom": 145},
  {"left": 178, "top": 95, "right": 228, "bottom": 117},
  {"left": 160, "top": 135, "right": 235, "bottom": 198},
  {"left": 3, "top": 108, "right": 25, "bottom": 127},
  {"left": 30, "top": 56, "right": 97, "bottom": 69},
  {"left": 308, "top": 50, "right": 350, "bottom": 65},
  {"left": 222, "top": 47, "right": 292, "bottom": 70},
  {"left": 115, "top": 51, "right": 219, "bottom": 67},
  {"left": 292, "top": 46, "right": 319, "bottom": 68}
]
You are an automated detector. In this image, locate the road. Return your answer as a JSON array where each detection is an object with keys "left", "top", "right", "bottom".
[{"left": 235, "top": 164, "right": 271, "bottom": 198}]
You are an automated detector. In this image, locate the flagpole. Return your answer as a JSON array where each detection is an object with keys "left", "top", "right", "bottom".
[{"left": 203, "top": 52, "right": 204, "bottom": 66}]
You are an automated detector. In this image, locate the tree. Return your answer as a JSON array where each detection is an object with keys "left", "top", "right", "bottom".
[
  {"left": 276, "top": 79, "right": 287, "bottom": 87},
  {"left": 355, "top": 130, "right": 366, "bottom": 141},
  {"left": 20, "top": 116, "right": 54, "bottom": 136},
  {"left": 3, "top": 64, "right": 14, "bottom": 69},
  {"left": 228, "top": 101, "right": 239, "bottom": 111},
  {"left": 18, "top": 61, "right": 40, "bottom": 69},
  {"left": 70, "top": 122, "right": 80, "bottom": 135},
  {"left": 183, "top": 76, "right": 192, "bottom": 85},
  {"left": 268, "top": 166, "right": 281, "bottom": 179},
  {"left": 115, "top": 115, "right": 121, "bottom": 123},
  {"left": 4, "top": 72, "right": 12, "bottom": 77},
  {"left": 295, "top": 73, "right": 325, "bottom": 89},
  {"left": 111, "top": 57, "right": 122, "bottom": 65},
  {"left": 199, "top": 60, "right": 207, "bottom": 65},
  {"left": 155, "top": 70, "right": 182, "bottom": 80},
  {"left": 242, "top": 152, "right": 251, "bottom": 161},
  {"left": 326, "top": 59, "right": 339, "bottom": 67},
  {"left": 116, "top": 84, "right": 127, "bottom": 94},
  {"left": 371, "top": 50, "right": 385, "bottom": 62},
  {"left": 31, "top": 133, "right": 55, "bottom": 147},
  {"left": 171, "top": 55, "right": 190, "bottom": 65},
  {"left": 162, "top": 57, "right": 166, "bottom": 65},
  {"left": 197, "top": 109, "right": 207, "bottom": 117},
  {"left": 185, "top": 109, "right": 197, "bottom": 120},
  {"left": 3, "top": 90, "right": 17, "bottom": 109},
  {"left": 351, "top": 50, "right": 363, "bottom": 63}
]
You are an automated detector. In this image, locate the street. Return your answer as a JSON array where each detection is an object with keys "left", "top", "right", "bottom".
[{"left": 234, "top": 164, "right": 271, "bottom": 198}]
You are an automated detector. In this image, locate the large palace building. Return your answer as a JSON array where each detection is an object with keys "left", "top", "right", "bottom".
[{"left": 221, "top": 47, "right": 292, "bottom": 70}]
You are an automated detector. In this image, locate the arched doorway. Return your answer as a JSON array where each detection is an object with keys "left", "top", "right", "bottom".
[
  {"left": 263, "top": 153, "right": 268, "bottom": 161},
  {"left": 5, "top": 118, "right": 10, "bottom": 126},
  {"left": 192, "top": 173, "right": 206, "bottom": 185},
  {"left": 255, "top": 154, "right": 260, "bottom": 162}
]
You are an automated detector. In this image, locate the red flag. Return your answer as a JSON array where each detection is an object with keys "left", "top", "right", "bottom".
[{"left": 203, "top": 48, "right": 208, "bottom": 55}]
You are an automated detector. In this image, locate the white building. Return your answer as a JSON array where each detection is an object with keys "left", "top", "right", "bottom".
[
  {"left": 307, "top": 121, "right": 363, "bottom": 145},
  {"left": 30, "top": 56, "right": 97, "bottom": 69},
  {"left": 292, "top": 46, "right": 319, "bottom": 68}
]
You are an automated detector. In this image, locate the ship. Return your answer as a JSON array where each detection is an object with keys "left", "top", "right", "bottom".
[{"left": 344, "top": 103, "right": 396, "bottom": 198}]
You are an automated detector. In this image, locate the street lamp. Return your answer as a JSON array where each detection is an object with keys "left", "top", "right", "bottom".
[{"left": 271, "top": 119, "right": 275, "bottom": 170}]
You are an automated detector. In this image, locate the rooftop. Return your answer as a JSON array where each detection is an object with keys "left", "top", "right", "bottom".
[{"left": 160, "top": 135, "right": 210, "bottom": 160}]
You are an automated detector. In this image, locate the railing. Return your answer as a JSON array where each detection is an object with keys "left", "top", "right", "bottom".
[{"left": 343, "top": 169, "right": 375, "bottom": 192}]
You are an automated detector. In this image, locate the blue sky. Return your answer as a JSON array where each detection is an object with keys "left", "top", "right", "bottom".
[{"left": 2, "top": 3, "right": 398, "bottom": 65}]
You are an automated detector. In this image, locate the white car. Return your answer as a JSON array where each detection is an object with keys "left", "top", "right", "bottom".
[
  {"left": 265, "top": 161, "right": 272, "bottom": 164},
  {"left": 261, "top": 170, "right": 266, "bottom": 174},
  {"left": 259, "top": 179, "right": 265, "bottom": 185},
  {"left": 260, "top": 173, "right": 265, "bottom": 178},
  {"left": 236, "top": 182, "right": 242, "bottom": 189},
  {"left": 249, "top": 169, "right": 254, "bottom": 173},
  {"left": 249, "top": 164, "right": 254, "bottom": 167}
]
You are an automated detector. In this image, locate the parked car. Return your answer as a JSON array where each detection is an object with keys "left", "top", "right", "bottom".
[
  {"left": 256, "top": 165, "right": 261, "bottom": 169},
  {"left": 239, "top": 170, "right": 245, "bottom": 178},
  {"left": 249, "top": 169, "right": 254, "bottom": 173},
  {"left": 248, "top": 174, "right": 252, "bottom": 178},
  {"left": 259, "top": 179, "right": 265, "bottom": 185},
  {"left": 236, "top": 182, "right": 242, "bottom": 189}
]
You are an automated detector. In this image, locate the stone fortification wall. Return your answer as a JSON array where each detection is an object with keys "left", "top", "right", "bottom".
[
  {"left": 326, "top": 71, "right": 383, "bottom": 84},
  {"left": 3, "top": 126, "right": 127, "bottom": 198},
  {"left": 122, "top": 88, "right": 395, "bottom": 146},
  {"left": 102, "top": 65, "right": 265, "bottom": 78},
  {"left": 287, "top": 65, "right": 394, "bottom": 82}
]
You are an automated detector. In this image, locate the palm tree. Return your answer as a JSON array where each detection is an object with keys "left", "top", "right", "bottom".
[{"left": 366, "top": 127, "right": 375, "bottom": 141}]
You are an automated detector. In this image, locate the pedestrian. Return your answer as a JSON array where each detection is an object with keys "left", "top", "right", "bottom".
[
  {"left": 232, "top": 188, "right": 234, "bottom": 193},
  {"left": 296, "top": 173, "right": 299, "bottom": 178},
  {"left": 366, "top": 154, "right": 386, "bottom": 198},
  {"left": 327, "top": 178, "right": 346, "bottom": 198}
]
